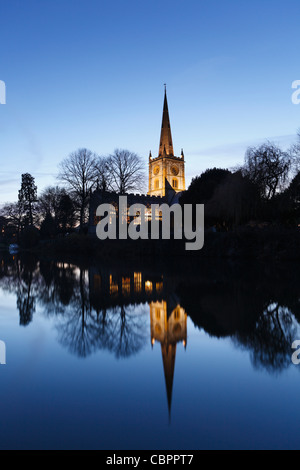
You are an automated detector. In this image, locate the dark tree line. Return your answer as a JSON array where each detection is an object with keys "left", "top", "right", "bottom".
[
  {"left": 0, "top": 147, "right": 145, "bottom": 242},
  {"left": 1, "top": 133, "right": 300, "bottom": 241},
  {"left": 181, "top": 136, "right": 300, "bottom": 230}
]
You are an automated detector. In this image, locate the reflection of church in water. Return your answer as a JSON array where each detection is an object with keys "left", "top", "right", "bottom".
[
  {"left": 150, "top": 300, "right": 187, "bottom": 416},
  {"left": 89, "top": 267, "right": 187, "bottom": 416}
]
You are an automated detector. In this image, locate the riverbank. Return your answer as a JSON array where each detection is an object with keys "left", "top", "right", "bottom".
[{"left": 17, "top": 226, "right": 299, "bottom": 261}]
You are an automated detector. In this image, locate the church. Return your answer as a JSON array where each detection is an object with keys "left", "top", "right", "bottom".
[
  {"left": 88, "top": 87, "right": 186, "bottom": 234},
  {"left": 148, "top": 85, "right": 186, "bottom": 198}
]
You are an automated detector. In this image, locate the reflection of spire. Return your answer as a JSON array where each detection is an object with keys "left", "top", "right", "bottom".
[
  {"left": 149, "top": 300, "right": 187, "bottom": 422},
  {"left": 161, "top": 342, "right": 176, "bottom": 422}
]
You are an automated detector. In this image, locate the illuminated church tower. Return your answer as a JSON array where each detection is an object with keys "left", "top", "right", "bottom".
[{"left": 148, "top": 86, "right": 186, "bottom": 197}]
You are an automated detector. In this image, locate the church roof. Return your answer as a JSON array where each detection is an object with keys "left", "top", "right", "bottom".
[{"left": 159, "top": 86, "right": 174, "bottom": 157}]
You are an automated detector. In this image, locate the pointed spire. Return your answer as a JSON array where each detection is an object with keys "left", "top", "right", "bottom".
[
  {"left": 159, "top": 85, "right": 174, "bottom": 157},
  {"left": 149, "top": 150, "right": 152, "bottom": 161}
]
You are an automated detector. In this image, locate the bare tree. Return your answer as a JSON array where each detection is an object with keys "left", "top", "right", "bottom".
[
  {"left": 37, "top": 186, "right": 67, "bottom": 224},
  {"left": 1, "top": 201, "right": 24, "bottom": 236},
  {"left": 243, "top": 142, "right": 291, "bottom": 199},
  {"left": 95, "top": 156, "right": 112, "bottom": 191},
  {"left": 58, "top": 148, "right": 98, "bottom": 229},
  {"left": 107, "top": 149, "right": 145, "bottom": 194},
  {"left": 289, "top": 129, "right": 300, "bottom": 174}
]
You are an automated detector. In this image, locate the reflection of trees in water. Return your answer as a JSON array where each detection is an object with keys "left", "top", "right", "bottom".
[
  {"left": 55, "top": 269, "right": 96, "bottom": 357},
  {"left": 17, "top": 276, "right": 35, "bottom": 326},
  {"left": 0, "top": 257, "right": 148, "bottom": 357},
  {"left": 234, "top": 303, "right": 300, "bottom": 374},
  {"left": 0, "top": 255, "right": 39, "bottom": 326},
  {"left": 56, "top": 305, "right": 100, "bottom": 358},
  {"left": 1, "top": 255, "right": 300, "bottom": 372},
  {"left": 178, "top": 262, "right": 300, "bottom": 375},
  {"left": 96, "top": 305, "right": 148, "bottom": 359},
  {"left": 40, "top": 266, "right": 148, "bottom": 359},
  {"left": 56, "top": 302, "right": 148, "bottom": 359},
  {"left": 38, "top": 261, "right": 78, "bottom": 315}
]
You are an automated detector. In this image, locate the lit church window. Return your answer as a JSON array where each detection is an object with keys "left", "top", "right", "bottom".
[
  {"left": 174, "top": 308, "right": 180, "bottom": 320},
  {"left": 172, "top": 179, "right": 178, "bottom": 189},
  {"left": 156, "top": 282, "right": 163, "bottom": 293},
  {"left": 109, "top": 275, "right": 118, "bottom": 295},
  {"left": 145, "top": 280, "right": 153, "bottom": 293},
  {"left": 122, "top": 277, "right": 131, "bottom": 295},
  {"left": 134, "top": 272, "right": 142, "bottom": 292},
  {"left": 133, "top": 210, "right": 141, "bottom": 225}
]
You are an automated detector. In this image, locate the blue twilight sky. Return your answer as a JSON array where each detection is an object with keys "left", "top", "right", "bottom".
[{"left": 0, "top": 0, "right": 300, "bottom": 204}]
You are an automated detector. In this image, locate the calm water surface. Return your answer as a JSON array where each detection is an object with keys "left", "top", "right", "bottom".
[{"left": 0, "top": 253, "right": 300, "bottom": 450}]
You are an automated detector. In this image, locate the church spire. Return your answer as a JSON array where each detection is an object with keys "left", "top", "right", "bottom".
[{"left": 159, "top": 85, "right": 174, "bottom": 157}]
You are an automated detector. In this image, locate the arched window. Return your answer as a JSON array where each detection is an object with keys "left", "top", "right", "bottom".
[
  {"left": 174, "top": 308, "right": 180, "bottom": 320},
  {"left": 172, "top": 178, "right": 178, "bottom": 189},
  {"left": 155, "top": 179, "right": 159, "bottom": 189}
]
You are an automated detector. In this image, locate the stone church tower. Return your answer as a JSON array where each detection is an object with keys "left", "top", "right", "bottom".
[{"left": 148, "top": 87, "right": 185, "bottom": 197}]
